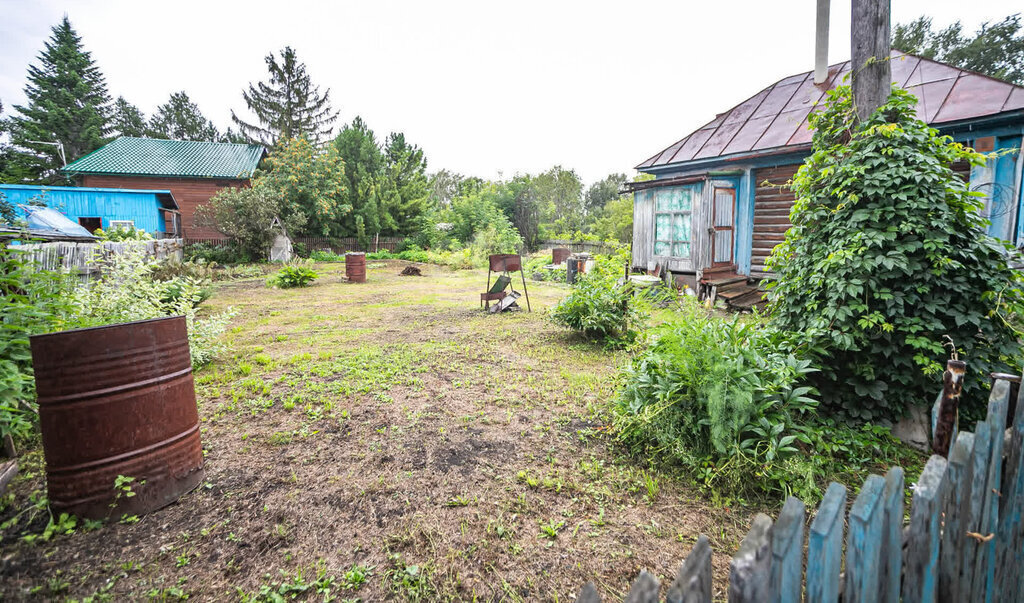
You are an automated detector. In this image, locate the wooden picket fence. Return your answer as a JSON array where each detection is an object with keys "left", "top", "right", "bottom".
[
  {"left": 578, "top": 377, "right": 1024, "bottom": 602},
  {"left": 184, "top": 236, "right": 405, "bottom": 254},
  {"left": 538, "top": 239, "right": 620, "bottom": 257},
  {"left": 11, "top": 238, "right": 184, "bottom": 278}
]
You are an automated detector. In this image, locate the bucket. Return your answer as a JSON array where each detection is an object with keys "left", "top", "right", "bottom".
[
  {"left": 29, "top": 316, "right": 204, "bottom": 519},
  {"left": 346, "top": 252, "right": 367, "bottom": 283}
]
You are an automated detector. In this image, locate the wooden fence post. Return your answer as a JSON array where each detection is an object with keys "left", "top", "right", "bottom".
[
  {"left": 846, "top": 474, "right": 886, "bottom": 602},
  {"left": 879, "top": 467, "right": 904, "bottom": 603},
  {"left": 996, "top": 378, "right": 1024, "bottom": 597},
  {"left": 729, "top": 513, "right": 773, "bottom": 602},
  {"left": 903, "top": 455, "right": 948, "bottom": 603},
  {"left": 939, "top": 432, "right": 975, "bottom": 603},
  {"left": 970, "top": 380, "right": 1009, "bottom": 602},
  {"left": 623, "top": 571, "right": 659, "bottom": 603},
  {"left": 769, "top": 497, "right": 804, "bottom": 603},
  {"left": 666, "top": 534, "right": 712, "bottom": 603},
  {"left": 807, "top": 482, "right": 847, "bottom": 603},
  {"left": 960, "top": 420, "right": 992, "bottom": 600}
]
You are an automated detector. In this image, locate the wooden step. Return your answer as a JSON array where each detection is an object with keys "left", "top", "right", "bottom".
[{"left": 705, "top": 275, "right": 746, "bottom": 287}]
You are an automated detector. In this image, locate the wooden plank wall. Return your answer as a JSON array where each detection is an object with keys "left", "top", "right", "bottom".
[
  {"left": 751, "top": 165, "right": 799, "bottom": 275},
  {"left": 11, "top": 239, "right": 184, "bottom": 277},
  {"left": 576, "top": 377, "right": 1024, "bottom": 601}
]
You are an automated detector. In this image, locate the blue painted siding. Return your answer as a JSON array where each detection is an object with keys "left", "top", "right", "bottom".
[
  {"left": 0, "top": 185, "right": 170, "bottom": 233},
  {"left": 736, "top": 170, "right": 755, "bottom": 275}
]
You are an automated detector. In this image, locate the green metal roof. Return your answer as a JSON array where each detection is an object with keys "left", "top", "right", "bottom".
[{"left": 64, "top": 137, "right": 266, "bottom": 179}]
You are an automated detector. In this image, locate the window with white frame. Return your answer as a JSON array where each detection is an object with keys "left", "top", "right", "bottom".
[
  {"left": 653, "top": 186, "right": 693, "bottom": 258},
  {"left": 109, "top": 220, "right": 135, "bottom": 230}
]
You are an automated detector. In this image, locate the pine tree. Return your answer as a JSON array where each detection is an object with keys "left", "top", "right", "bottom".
[
  {"left": 110, "top": 96, "right": 147, "bottom": 138},
  {"left": 379, "top": 133, "right": 429, "bottom": 235},
  {"left": 333, "top": 117, "right": 383, "bottom": 245},
  {"left": 147, "top": 91, "right": 222, "bottom": 142},
  {"left": 232, "top": 47, "right": 338, "bottom": 148},
  {"left": 9, "top": 16, "right": 110, "bottom": 182}
]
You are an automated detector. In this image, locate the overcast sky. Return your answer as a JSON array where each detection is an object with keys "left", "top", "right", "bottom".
[{"left": 0, "top": 1, "right": 1019, "bottom": 185}]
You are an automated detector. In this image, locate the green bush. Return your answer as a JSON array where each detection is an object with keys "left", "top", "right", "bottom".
[
  {"left": 549, "top": 272, "right": 652, "bottom": 348},
  {"left": 310, "top": 249, "right": 345, "bottom": 262},
  {"left": 95, "top": 225, "right": 152, "bottom": 241},
  {"left": 185, "top": 241, "right": 253, "bottom": 265},
  {"left": 267, "top": 265, "right": 319, "bottom": 288},
  {"left": 613, "top": 297, "right": 918, "bottom": 501},
  {"left": 768, "top": 85, "right": 1024, "bottom": 421}
]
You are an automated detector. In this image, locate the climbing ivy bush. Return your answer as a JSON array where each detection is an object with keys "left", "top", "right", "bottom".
[{"left": 767, "top": 85, "right": 1024, "bottom": 421}]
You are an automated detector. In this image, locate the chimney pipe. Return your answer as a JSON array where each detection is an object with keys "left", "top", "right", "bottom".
[{"left": 814, "top": 0, "right": 831, "bottom": 84}]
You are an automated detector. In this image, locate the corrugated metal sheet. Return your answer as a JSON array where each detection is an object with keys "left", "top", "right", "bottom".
[
  {"left": 639, "top": 51, "right": 1024, "bottom": 170},
  {"left": 0, "top": 184, "right": 177, "bottom": 233},
  {"left": 64, "top": 137, "right": 266, "bottom": 179}
]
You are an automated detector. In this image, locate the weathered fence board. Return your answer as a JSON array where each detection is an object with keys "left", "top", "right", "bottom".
[
  {"left": 846, "top": 474, "right": 885, "bottom": 603},
  {"left": 10, "top": 238, "right": 184, "bottom": 276},
  {"left": 939, "top": 432, "right": 974, "bottom": 603},
  {"left": 575, "top": 376, "right": 1024, "bottom": 603},
  {"left": 806, "top": 482, "right": 846, "bottom": 603},
  {"left": 665, "top": 535, "right": 712, "bottom": 603},
  {"left": 769, "top": 497, "right": 803, "bottom": 603},
  {"left": 903, "top": 455, "right": 948, "bottom": 603},
  {"left": 879, "top": 466, "right": 904, "bottom": 603},
  {"left": 728, "top": 514, "right": 772, "bottom": 602}
]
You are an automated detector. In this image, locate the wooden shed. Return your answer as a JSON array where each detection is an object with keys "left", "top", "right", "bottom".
[
  {"left": 62, "top": 137, "right": 266, "bottom": 239},
  {"left": 630, "top": 51, "right": 1024, "bottom": 305}
]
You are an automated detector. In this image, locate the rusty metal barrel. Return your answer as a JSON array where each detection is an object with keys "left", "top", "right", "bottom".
[
  {"left": 552, "top": 248, "right": 571, "bottom": 265},
  {"left": 346, "top": 252, "right": 367, "bottom": 283},
  {"left": 29, "top": 316, "right": 204, "bottom": 519}
]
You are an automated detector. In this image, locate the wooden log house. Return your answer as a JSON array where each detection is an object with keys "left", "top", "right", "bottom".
[{"left": 629, "top": 51, "right": 1024, "bottom": 309}]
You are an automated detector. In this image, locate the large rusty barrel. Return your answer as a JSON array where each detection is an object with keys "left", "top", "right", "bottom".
[
  {"left": 29, "top": 316, "right": 204, "bottom": 519},
  {"left": 551, "top": 248, "right": 571, "bottom": 265},
  {"left": 346, "top": 252, "right": 366, "bottom": 283}
]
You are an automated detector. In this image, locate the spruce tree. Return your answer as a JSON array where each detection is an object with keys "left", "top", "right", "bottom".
[
  {"left": 333, "top": 117, "right": 383, "bottom": 246},
  {"left": 109, "top": 97, "right": 147, "bottom": 138},
  {"left": 380, "top": 133, "right": 429, "bottom": 235},
  {"left": 147, "top": 91, "right": 222, "bottom": 142},
  {"left": 9, "top": 16, "right": 110, "bottom": 182},
  {"left": 232, "top": 46, "right": 338, "bottom": 148}
]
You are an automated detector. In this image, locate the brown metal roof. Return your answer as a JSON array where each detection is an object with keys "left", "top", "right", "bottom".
[{"left": 638, "top": 51, "right": 1024, "bottom": 170}]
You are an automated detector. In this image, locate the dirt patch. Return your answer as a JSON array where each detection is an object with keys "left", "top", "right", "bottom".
[{"left": 0, "top": 262, "right": 754, "bottom": 601}]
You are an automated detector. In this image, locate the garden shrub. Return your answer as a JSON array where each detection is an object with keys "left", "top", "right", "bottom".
[
  {"left": 267, "top": 265, "right": 319, "bottom": 288},
  {"left": 95, "top": 225, "right": 152, "bottom": 241},
  {"left": 613, "top": 297, "right": 917, "bottom": 501},
  {"left": 549, "top": 272, "right": 652, "bottom": 348},
  {"left": 310, "top": 249, "right": 345, "bottom": 262},
  {"left": 185, "top": 241, "right": 253, "bottom": 265},
  {"left": 768, "top": 85, "right": 1024, "bottom": 421}
]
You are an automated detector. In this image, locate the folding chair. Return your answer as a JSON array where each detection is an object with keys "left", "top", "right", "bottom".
[{"left": 481, "top": 254, "right": 531, "bottom": 312}]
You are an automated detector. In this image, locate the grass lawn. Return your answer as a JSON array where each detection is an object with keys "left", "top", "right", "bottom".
[{"left": 1, "top": 260, "right": 757, "bottom": 601}]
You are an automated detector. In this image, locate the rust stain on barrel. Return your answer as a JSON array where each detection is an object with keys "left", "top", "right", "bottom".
[
  {"left": 29, "top": 316, "right": 204, "bottom": 519},
  {"left": 346, "top": 252, "right": 367, "bottom": 283}
]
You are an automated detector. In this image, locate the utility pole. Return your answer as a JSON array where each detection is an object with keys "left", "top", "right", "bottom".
[
  {"left": 814, "top": 0, "right": 831, "bottom": 84},
  {"left": 851, "top": 0, "right": 891, "bottom": 121}
]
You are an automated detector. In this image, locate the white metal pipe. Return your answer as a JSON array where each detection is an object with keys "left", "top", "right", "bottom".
[{"left": 815, "top": 0, "right": 831, "bottom": 84}]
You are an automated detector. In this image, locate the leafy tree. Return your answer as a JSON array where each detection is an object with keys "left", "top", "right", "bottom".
[
  {"left": 258, "top": 137, "right": 348, "bottom": 237},
  {"left": 194, "top": 183, "right": 300, "bottom": 260},
  {"left": 232, "top": 46, "right": 338, "bottom": 148},
  {"left": 585, "top": 173, "right": 627, "bottom": 214},
  {"left": 893, "top": 14, "right": 1024, "bottom": 84},
  {"left": 590, "top": 194, "right": 634, "bottom": 244},
  {"left": 109, "top": 96, "right": 147, "bottom": 138},
  {"left": 147, "top": 91, "right": 221, "bottom": 142},
  {"left": 533, "top": 166, "right": 585, "bottom": 234},
  {"left": 767, "top": 85, "right": 1024, "bottom": 421},
  {"left": 8, "top": 16, "right": 110, "bottom": 182}
]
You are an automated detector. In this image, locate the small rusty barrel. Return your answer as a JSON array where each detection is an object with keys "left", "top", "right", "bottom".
[
  {"left": 552, "top": 248, "right": 571, "bottom": 265},
  {"left": 346, "top": 252, "right": 367, "bottom": 283},
  {"left": 30, "top": 316, "right": 204, "bottom": 519}
]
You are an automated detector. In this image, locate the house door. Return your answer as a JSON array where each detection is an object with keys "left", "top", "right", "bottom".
[{"left": 711, "top": 187, "right": 735, "bottom": 267}]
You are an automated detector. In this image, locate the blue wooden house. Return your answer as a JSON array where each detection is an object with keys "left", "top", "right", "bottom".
[
  {"left": 0, "top": 184, "right": 181, "bottom": 236},
  {"left": 630, "top": 51, "right": 1024, "bottom": 308}
]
